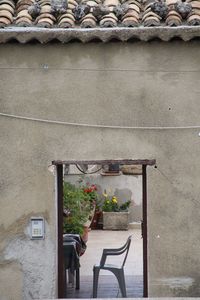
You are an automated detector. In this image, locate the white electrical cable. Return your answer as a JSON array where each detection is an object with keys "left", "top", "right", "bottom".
[{"left": 1, "top": 112, "right": 200, "bottom": 130}]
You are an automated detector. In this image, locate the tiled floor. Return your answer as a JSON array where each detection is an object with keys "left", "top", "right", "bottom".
[{"left": 66, "top": 229, "right": 143, "bottom": 298}]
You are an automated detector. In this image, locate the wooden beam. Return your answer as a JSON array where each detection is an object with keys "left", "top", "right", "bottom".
[
  {"left": 142, "top": 165, "right": 148, "bottom": 297},
  {"left": 52, "top": 159, "right": 156, "bottom": 166},
  {"left": 57, "top": 164, "right": 65, "bottom": 298}
]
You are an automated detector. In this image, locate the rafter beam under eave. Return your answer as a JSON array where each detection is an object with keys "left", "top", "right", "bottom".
[{"left": 52, "top": 159, "right": 156, "bottom": 166}]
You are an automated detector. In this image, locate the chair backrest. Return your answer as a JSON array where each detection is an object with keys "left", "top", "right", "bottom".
[
  {"left": 100, "top": 235, "right": 132, "bottom": 267},
  {"left": 121, "top": 235, "right": 132, "bottom": 267}
]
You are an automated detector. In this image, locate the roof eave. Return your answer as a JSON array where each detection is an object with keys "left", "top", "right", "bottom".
[{"left": 0, "top": 26, "right": 200, "bottom": 43}]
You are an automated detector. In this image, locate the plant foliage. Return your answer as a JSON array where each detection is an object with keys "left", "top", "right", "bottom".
[
  {"left": 102, "top": 193, "right": 131, "bottom": 212},
  {"left": 63, "top": 182, "right": 98, "bottom": 235}
]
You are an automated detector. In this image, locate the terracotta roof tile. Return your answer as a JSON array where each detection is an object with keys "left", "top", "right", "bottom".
[
  {"left": 0, "top": 0, "right": 199, "bottom": 28},
  {"left": 0, "top": 0, "right": 14, "bottom": 27},
  {"left": 58, "top": 10, "right": 75, "bottom": 27},
  {"left": 187, "top": 0, "right": 200, "bottom": 24},
  {"left": 81, "top": 13, "right": 97, "bottom": 27}
]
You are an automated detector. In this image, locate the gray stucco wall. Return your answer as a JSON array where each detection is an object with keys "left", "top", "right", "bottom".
[{"left": 0, "top": 40, "right": 200, "bottom": 299}]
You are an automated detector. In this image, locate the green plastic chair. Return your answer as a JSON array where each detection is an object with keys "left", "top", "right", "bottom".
[{"left": 92, "top": 235, "right": 132, "bottom": 298}]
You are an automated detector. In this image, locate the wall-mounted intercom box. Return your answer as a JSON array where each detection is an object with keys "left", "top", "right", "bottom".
[{"left": 30, "top": 217, "right": 45, "bottom": 239}]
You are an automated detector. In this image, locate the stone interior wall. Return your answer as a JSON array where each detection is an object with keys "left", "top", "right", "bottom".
[{"left": 0, "top": 40, "right": 200, "bottom": 299}]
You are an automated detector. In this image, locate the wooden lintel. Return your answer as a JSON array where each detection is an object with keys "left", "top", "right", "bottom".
[{"left": 52, "top": 159, "right": 156, "bottom": 166}]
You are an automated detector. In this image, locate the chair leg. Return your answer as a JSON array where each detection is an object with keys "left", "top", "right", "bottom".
[
  {"left": 110, "top": 269, "right": 127, "bottom": 298},
  {"left": 117, "top": 269, "right": 127, "bottom": 298},
  {"left": 68, "top": 270, "right": 74, "bottom": 286},
  {"left": 93, "top": 267, "right": 100, "bottom": 298},
  {"left": 75, "top": 267, "right": 80, "bottom": 290},
  {"left": 64, "top": 268, "right": 67, "bottom": 297}
]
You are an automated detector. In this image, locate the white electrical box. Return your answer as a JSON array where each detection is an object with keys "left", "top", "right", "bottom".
[{"left": 31, "top": 217, "right": 45, "bottom": 239}]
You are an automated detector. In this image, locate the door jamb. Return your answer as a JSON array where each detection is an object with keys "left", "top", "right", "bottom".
[
  {"left": 142, "top": 165, "right": 148, "bottom": 297},
  {"left": 56, "top": 164, "right": 65, "bottom": 298}
]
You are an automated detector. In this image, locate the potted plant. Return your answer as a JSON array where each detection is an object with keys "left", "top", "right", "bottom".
[
  {"left": 101, "top": 192, "right": 131, "bottom": 230},
  {"left": 63, "top": 181, "right": 98, "bottom": 242}
]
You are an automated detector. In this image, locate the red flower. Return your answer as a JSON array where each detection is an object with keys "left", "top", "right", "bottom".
[{"left": 83, "top": 185, "right": 97, "bottom": 193}]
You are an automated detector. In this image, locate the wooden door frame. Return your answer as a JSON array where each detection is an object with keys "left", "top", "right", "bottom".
[
  {"left": 52, "top": 159, "right": 155, "bottom": 299},
  {"left": 142, "top": 164, "right": 148, "bottom": 297}
]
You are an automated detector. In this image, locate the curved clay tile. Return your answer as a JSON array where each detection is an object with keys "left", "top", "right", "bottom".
[
  {"left": 0, "top": 0, "right": 14, "bottom": 27},
  {"left": 16, "top": 0, "right": 34, "bottom": 9},
  {"left": 15, "top": 0, "right": 34, "bottom": 26},
  {"left": 47, "top": 0, "right": 77, "bottom": 27},
  {"left": 98, "top": 0, "right": 119, "bottom": 27},
  {"left": 79, "top": 0, "right": 98, "bottom": 27},
  {"left": 128, "top": 2, "right": 141, "bottom": 13},
  {"left": 34, "top": 0, "right": 56, "bottom": 27},
  {"left": 165, "top": 0, "right": 182, "bottom": 26},
  {"left": 142, "top": 0, "right": 162, "bottom": 26},
  {"left": 35, "top": 12, "right": 56, "bottom": 26},
  {"left": 104, "top": 0, "right": 119, "bottom": 8},
  {"left": 1, "top": 0, "right": 14, "bottom": 9},
  {"left": 142, "top": 2, "right": 161, "bottom": 26},
  {"left": 74, "top": 0, "right": 108, "bottom": 28},
  {"left": 16, "top": 15, "right": 33, "bottom": 24},
  {"left": 16, "top": 0, "right": 34, "bottom": 14},
  {"left": 40, "top": 4, "right": 51, "bottom": 13},
  {"left": 166, "top": 12, "right": 182, "bottom": 25},
  {"left": 0, "top": 3, "right": 14, "bottom": 14},
  {"left": 58, "top": 9, "right": 76, "bottom": 27},
  {"left": 187, "top": 13, "right": 200, "bottom": 24},
  {"left": 166, "top": 0, "right": 177, "bottom": 6},
  {"left": 186, "top": 0, "right": 200, "bottom": 25},
  {"left": 190, "top": 1, "right": 200, "bottom": 9},
  {"left": 81, "top": 12, "right": 97, "bottom": 26},
  {"left": 99, "top": 11, "right": 118, "bottom": 26},
  {"left": 0, "top": 10, "right": 12, "bottom": 20},
  {"left": 56, "top": 0, "right": 79, "bottom": 27},
  {"left": 67, "top": 0, "right": 78, "bottom": 10},
  {"left": 86, "top": 0, "right": 99, "bottom": 7},
  {"left": 18, "top": 4, "right": 31, "bottom": 12},
  {"left": 120, "top": 1, "right": 141, "bottom": 27}
]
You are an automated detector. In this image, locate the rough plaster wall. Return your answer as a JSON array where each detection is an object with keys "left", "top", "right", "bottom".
[
  {"left": 0, "top": 40, "right": 200, "bottom": 298},
  {"left": 148, "top": 131, "right": 200, "bottom": 296},
  {"left": 0, "top": 261, "right": 23, "bottom": 300},
  {"left": 4, "top": 227, "right": 56, "bottom": 300},
  {"left": 0, "top": 117, "right": 57, "bottom": 300}
]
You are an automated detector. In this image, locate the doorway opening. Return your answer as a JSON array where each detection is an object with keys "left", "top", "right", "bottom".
[{"left": 52, "top": 159, "right": 156, "bottom": 299}]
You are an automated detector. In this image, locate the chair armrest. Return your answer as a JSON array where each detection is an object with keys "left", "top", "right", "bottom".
[
  {"left": 100, "top": 249, "right": 124, "bottom": 266},
  {"left": 102, "top": 245, "right": 126, "bottom": 252},
  {"left": 103, "top": 247, "right": 129, "bottom": 256},
  {"left": 99, "top": 236, "right": 132, "bottom": 266}
]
